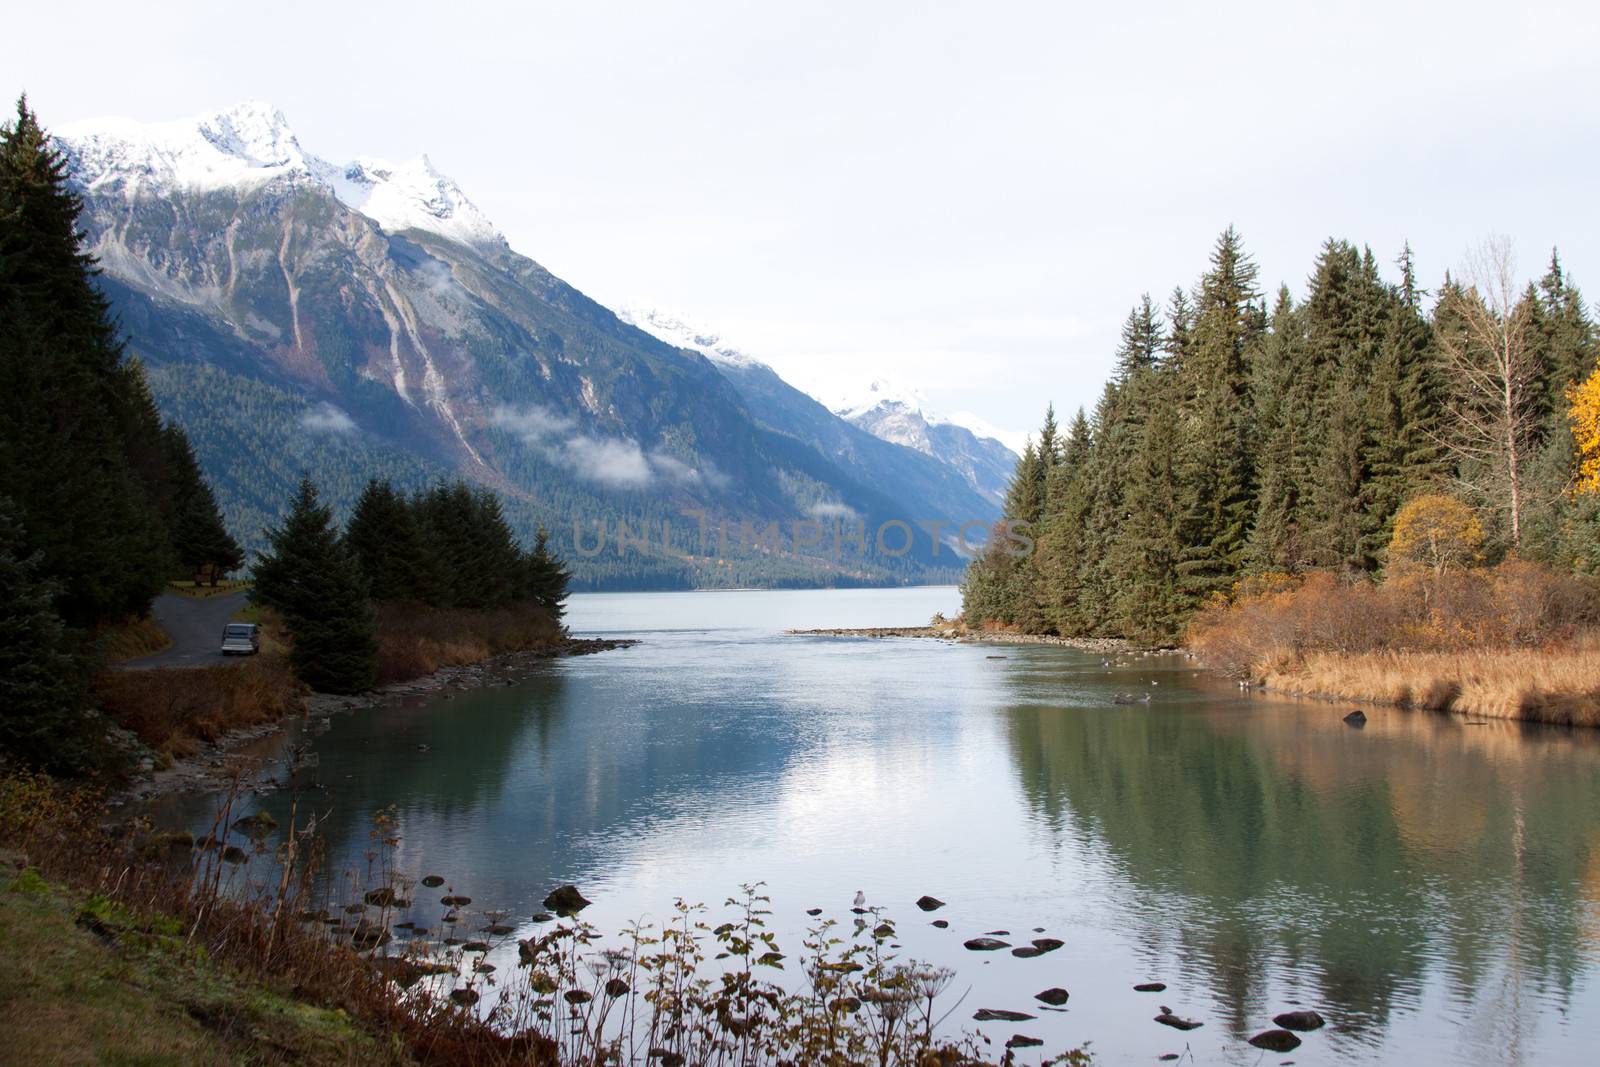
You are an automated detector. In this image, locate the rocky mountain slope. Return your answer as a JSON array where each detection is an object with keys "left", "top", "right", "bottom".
[
  {"left": 56, "top": 102, "right": 997, "bottom": 587},
  {"left": 619, "top": 308, "right": 1008, "bottom": 531}
]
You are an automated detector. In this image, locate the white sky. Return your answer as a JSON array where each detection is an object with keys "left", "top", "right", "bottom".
[{"left": 12, "top": 0, "right": 1599, "bottom": 441}]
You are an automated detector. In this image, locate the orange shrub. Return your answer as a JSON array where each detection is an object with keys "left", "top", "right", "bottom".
[{"left": 1187, "top": 560, "right": 1600, "bottom": 679}]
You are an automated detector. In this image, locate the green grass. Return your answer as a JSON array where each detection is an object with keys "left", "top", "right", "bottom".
[{"left": 0, "top": 855, "right": 411, "bottom": 1067}]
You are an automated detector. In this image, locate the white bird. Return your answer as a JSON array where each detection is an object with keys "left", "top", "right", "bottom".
[{"left": 853, "top": 890, "right": 866, "bottom": 909}]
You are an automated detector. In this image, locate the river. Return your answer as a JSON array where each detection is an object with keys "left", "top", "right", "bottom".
[{"left": 162, "top": 587, "right": 1600, "bottom": 1064}]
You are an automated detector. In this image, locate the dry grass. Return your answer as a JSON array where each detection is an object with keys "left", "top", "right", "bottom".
[
  {"left": 374, "top": 602, "right": 564, "bottom": 685},
  {"left": 94, "top": 658, "right": 303, "bottom": 760},
  {"left": 1188, "top": 560, "right": 1600, "bottom": 726},
  {"left": 91, "top": 616, "right": 172, "bottom": 663},
  {"left": 1261, "top": 640, "right": 1600, "bottom": 725}
]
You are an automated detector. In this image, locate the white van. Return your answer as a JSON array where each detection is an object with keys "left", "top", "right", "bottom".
[{"left": 220, "top": 622, "right": 260, "bottom": 655}]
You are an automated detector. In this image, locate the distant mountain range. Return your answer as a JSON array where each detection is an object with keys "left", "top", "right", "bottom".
[
  {"left": 618, "top": 309, "right": 1018, "bottom": 515},
  {"left": 57, "top": 102, "right": 1016, "bottom": 588}
]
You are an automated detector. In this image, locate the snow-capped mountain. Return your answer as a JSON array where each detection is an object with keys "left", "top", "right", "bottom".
[
  {"left": 624, "top": 309, "right": 1017, "bottom": 512},
  {"left": 616, "top": 306, "right": 762, "bottom": 369},
  {"left": 832, "top": 381, "right": 1020, "bottom": 509},
  {"left": 52, "top": 102, "right": 988, "bottom": 585},
  {"left": 62, "top": 101, "right": 502, "bottom": 248}
]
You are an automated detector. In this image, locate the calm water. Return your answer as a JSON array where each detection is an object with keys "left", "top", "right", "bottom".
[{"left": 168, "top": 587, "right": 1600, "bottom": 1064}]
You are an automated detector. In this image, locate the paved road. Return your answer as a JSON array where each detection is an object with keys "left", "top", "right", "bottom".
[{"left": 125, "top": 591, "right": 251, "bottom": 669}]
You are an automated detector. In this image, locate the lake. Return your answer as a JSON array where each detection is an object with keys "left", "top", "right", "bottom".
[{"left": 168, "top": 587, "right": 1600, "bottom": 1064}]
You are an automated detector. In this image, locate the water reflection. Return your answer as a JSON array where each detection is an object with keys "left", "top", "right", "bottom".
[
  {"left": 1000, "top": 651, "right": 1600, "bottom": 1062},
  {"left": 155, "top": 589, "right": 1600, "bottom": 1064}
]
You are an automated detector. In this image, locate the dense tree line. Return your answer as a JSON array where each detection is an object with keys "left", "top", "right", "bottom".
[
  {"left": 251, "top": 476, "right": 572, "bottom": 693},
  {"left": 0, "top": 97, "right": 241, "bottom": 771},
  {"left": 964, "top": 229, "right": 1600, "bottom": 641}
]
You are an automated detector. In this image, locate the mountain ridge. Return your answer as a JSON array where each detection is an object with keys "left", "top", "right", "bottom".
[{"left": 54, "top": 102, "right": 993, "bottom": 587}]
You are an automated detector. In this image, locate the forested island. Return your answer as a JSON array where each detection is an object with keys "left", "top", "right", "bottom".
[{"left": 962, "top": 228, "right": 1600, "bottom": 721}]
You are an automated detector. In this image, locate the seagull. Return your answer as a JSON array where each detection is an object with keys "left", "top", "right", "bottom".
[{"left": 853, "top": 890, "right": 866, "bottom": 909}]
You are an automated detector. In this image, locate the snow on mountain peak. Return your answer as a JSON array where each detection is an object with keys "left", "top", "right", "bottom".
[
  {"left": 58, "top": 103, "right": 502, "bottom": 247},
  {"left": 617, "top": 305, "right": 764, "bottom": 369},
  {"left": 195, "top": 101, "right": 301, "bottom": 167},
  {"left": 834, "top": 379, "right": 933, "bottom": 421}
]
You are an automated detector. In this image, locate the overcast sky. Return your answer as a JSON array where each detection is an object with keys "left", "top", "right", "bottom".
[{"left": 13, "top": 0, "right": 1599, "bottom": 442}]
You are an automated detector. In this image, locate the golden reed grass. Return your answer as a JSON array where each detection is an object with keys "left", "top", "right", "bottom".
[
  {"left": 1188, "top": 561, "right": 1600, "bottom": 726},
  {"left": 1261, "top": 640, "right": 1600, "bottom": 725}
]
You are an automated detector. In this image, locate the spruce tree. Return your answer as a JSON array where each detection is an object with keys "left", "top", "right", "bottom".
[
  {"left": 0, "top": 97, "right": 169, "bottom": 625},
  {"left": 345, "top": 479, "right": 434, "bottom": 602},
  {"left": 253, "top": 477, "right": 375, "bottom": 693},
  {"left": 1173, "top": 227, "right": 1260, "bottom": 602},
  {"left": 0, "top": 500, "right": 93, "bottom": 773},
  {"left": 523, "top": 526, "right": 572, "bottom": 624}
]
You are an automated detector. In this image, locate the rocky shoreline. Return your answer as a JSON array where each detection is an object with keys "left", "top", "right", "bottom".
[
  {"left": 788, "top": 625, "right": 1149, "bottom": 654},
  {"left": 112, "top": 636, "right": 636, "bottom": 806}
]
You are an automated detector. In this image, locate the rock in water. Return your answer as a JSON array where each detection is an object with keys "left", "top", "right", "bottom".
[
  {"left": 1273, "top": 1009, "right": 1326, "bottom": 1031},
  {"left": 1134, "top": 982, "right": 1167, "bottom": 992},
  {"left": 931, "top": 919, "right": 950, "bottom": 928},
  {"left": 1344, "top": 710, "right": 1367, "bottom": 726},
  {"left": 963, "top": 937, "right": 1011, "bottom": 951},
  {"left": 1006, "top": 1035, "right": 1043, "bottom": 1048},
  {"left": 543, "top": 884, "right": 591, "bottom": 915},
  {"left": 1154, "top": 1010, "right": 1202, "bottom": 1031},
  {"left": 973, "top": 1008, "right": 1037, "bottom": 1022},
  {"left": 1034, "top": 988, "right": 1070, "bottom": 1006},
  {"left": 421, "top": 875, "right": 445, "bottom": 888},
  {"left": 1248, "top": 1029, "right": 1302, "bottom": 1052},
  {"left": 916, "top": 895, "right": 946, "bottom": 911}
]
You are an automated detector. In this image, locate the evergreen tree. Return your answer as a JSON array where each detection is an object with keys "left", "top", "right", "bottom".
[
  {"left": 0, "top": 97, "right": 169, "bottom": 625},
  {"left": 1174, "top": 227, "right": 1260, "bottom": 602},
  {"left": 0, "top": 500, "right": 93, "bottom": 773},
  {"left": 253, "top": 477, "right": 375, "bottom": 693},
  {"left": 1115, "top": 295, "right": 1163, "bottom": 380},
  {"left": 523, "top": 526, "right": 572, "bottom": 624},
  {"left": 345, "top": 479, "right": 435, "bottom": 602},
  {"left": 1245, "top": 287, "right": 1308, "bottom": 571}
]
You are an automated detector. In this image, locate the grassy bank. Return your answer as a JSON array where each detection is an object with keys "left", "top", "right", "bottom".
[
  {"left": 1188, "top": 562, "right": 1600, "bottom": 724},
  {"left": 0, "top": 856, "right": 409, "bottom": 1066}
]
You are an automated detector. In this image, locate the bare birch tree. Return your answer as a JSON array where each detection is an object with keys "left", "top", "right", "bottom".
[{"left": 1434, "top": 236, "right": 1541, "bottom": 546}]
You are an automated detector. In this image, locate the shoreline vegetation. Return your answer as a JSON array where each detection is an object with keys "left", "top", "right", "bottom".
[{"left": 1188, "top": 562, "right": 1600, "bottom": 726}]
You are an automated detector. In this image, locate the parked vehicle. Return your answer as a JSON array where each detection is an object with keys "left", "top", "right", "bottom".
[{"left": 220, "top": 622, "right": 260, "bottom": 656}]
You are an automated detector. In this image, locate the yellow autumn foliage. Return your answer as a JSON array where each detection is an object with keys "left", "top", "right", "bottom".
[
  {"left": 1571, "top": 364, "right": 1600, "bottom": 495},
  {"left": 1389, "top": 494, "right": 1484, "bottom": 576}
]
